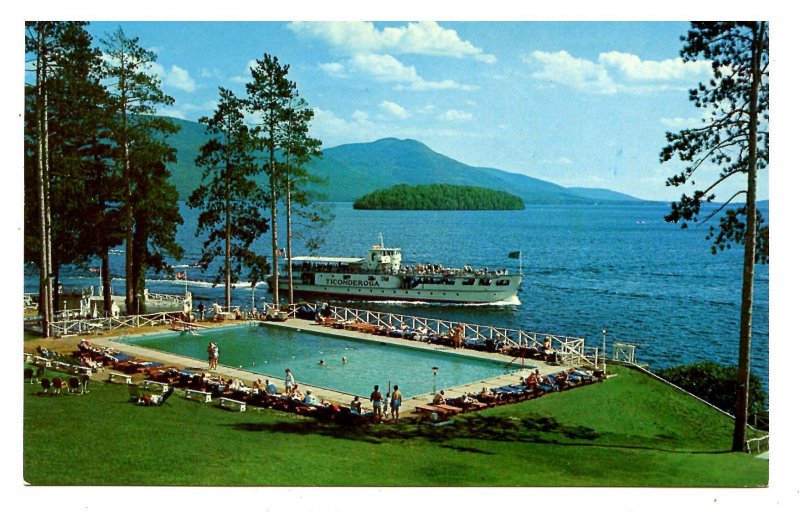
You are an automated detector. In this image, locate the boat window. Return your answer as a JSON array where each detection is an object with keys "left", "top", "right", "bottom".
[
  {"left": 343, "top": 275, "right": 351, "bottom": 280},
  {"left": 479, "top": 278, "right": 491, "bottom": 286},
  {"left": 496, "top": 279, "right": 510, "bottom": 286},
  {"left": 462, "top": 278, "right": 475, "bottom": 286}
]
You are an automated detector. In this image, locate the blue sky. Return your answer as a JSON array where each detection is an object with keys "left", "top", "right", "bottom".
[
  {"left": 80, "top": 19, "right": 771, "bottom": 202},
  {"left": 79, "top": 20, "right": 769, "bottom": 202}
]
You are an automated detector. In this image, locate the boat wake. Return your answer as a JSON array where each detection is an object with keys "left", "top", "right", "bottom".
[{"left": 350, "top": 295, "right": 521, "bottom": 307}]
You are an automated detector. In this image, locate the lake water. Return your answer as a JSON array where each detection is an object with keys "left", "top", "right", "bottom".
[{"left": 28, "top": 202, "right": 769, "bottom": 395}]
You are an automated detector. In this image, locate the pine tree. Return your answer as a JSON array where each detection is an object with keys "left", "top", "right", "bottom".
[
  {"left": 99, "top": 27, "right": 182, "bottom": 314},
  {"left": 660, "top": 22, "right": 768, "bottom": 452},
  {"left": 189, "top": 87, "right": 270, "bottom": 309},
  {"left": 25, "top": 21, "right": 110, "bottom": 332},
  {"left": 245, "top": 54, "right": 294, "bottom": 307},
  {"left": 279, "top": 94, "right": 324, "bottom": 304}
]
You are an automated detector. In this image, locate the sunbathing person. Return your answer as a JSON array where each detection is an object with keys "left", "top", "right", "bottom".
[
  {"left": 266, "top": 380, "right": 280, "bottom": 395},
  {"left": 432, "top": 390, "right": 446, "bottom": 405},
  {"left": 350, "top": 396, "right": 363, "bottom": 414},
  {"left": 253, "top": 379, "right": 266, "bottom": 395},
  {"left": 303, "top": 390, "right": 320, "bottom": 406},
  {"left": 525, "top": 372, "right": 538, "bottom": 390},
  {"left": 458, "top": 392, "right": 477, "bottom": 404},
  {"left": 289, "top": 385, "right": 304, "bottom": 401}
]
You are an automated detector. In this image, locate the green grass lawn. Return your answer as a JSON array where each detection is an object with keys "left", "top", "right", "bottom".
[{"left": 22, "top": 364, "right": 767, "bottom": 486}]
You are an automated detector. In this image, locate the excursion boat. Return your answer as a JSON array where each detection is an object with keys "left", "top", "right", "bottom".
[{"left": 274, "top": 237, "right": 522, "bottom": 304}]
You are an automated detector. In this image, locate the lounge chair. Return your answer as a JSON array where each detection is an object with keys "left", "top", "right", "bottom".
[
  {"left": 67, "top": 377, "right": 81, "bottom": 394},
  {"left": 51, "top": 377, "right": 66, "bottom": 394},
  {"left": 128, "top": 383, "right": 144, "bottom": 401}
]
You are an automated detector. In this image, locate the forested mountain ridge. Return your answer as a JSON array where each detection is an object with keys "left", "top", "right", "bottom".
[{"left": 163, "top": 117, "right": 646, "bottom": 204}]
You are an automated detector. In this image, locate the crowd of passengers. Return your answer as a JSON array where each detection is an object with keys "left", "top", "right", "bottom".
[{"left": 296, "top": 261, "right": 509, "bottom": 278}]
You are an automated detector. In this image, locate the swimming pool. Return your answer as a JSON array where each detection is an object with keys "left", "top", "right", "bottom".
[{"left": 120, "top": 323, "right": 516, "bottom": 398}]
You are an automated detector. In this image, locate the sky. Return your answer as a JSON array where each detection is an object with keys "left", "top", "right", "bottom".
[{"left": 73, "top": 18, "right": 768, "bottom": 202}]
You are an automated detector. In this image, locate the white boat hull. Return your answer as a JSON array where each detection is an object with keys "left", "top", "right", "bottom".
[{"left": 275, "top": 271, "right": 522, "bottom": 304}]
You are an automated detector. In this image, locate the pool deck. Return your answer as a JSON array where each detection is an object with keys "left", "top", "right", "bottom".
[{"left": 76, "top": 318, "right": 578, "bottom": 418}]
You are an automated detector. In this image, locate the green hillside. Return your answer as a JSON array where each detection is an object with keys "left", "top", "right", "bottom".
[{"left": 162, "top": 117, "right": 645, "bottom": 204}]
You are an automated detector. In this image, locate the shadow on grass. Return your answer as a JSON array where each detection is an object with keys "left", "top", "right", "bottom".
[
  {"left": 228, "top": 413, "right": 732, "bottom": 455},
  {"left": 229, "top": 413, "right": 601, "bottom": 451}
]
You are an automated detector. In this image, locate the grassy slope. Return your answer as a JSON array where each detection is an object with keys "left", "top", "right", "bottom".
[{"left": 22, "top": 365, "right": 766, "bottom": 487}]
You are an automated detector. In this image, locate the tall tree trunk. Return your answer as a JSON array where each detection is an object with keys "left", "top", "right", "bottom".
[
  {"left": 270, "top": 148, "right": 280, "bottom": 307},
  {"left": 286, "top": 149, "right": 294, "bottom": 305},
  {"left": 52, "top": 266, "right": 61, "bottom": 319},
  {"left": 35, "top": 25, "right": 52, "bottom": 338},
  {"left": 43, "top": 76, "right": 54, "bottom": 331},
  {"left": 732, "top": 22, "right": 766, "bottom": 452},
  {"left": 101, "top": 248, "right": 112, "bottom": 316},
  {"left": 225, "top": 180, "right": 232, "bottom": 310},
  {"left": 124, "top": 138, "right": 135, "bottom": 313}
]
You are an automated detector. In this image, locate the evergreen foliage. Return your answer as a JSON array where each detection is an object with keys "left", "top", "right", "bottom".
[
  {"left": 660, "top": 21, "right": 768, "bottom": 452},
  {"left": 353, "top": 184, "right": 525, "bottom": 210},
  {"left": 655, "top": 362, "right": 766, "bottom": 419},
  {"left": 189, "top": 87, "right": 269, "bottom": 308},
  {"left": 99, "top": 26, "right": 183, "bottom": 313}
]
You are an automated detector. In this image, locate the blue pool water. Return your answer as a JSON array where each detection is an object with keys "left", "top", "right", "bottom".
[{"left": 121, "top": 323, "right": 517, "bottom": 398}]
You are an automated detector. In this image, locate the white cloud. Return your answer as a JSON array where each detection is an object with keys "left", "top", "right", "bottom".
[
  {"left": 439, "top": 109, "right": 474, "bottom": 122},
  {"left": 351, "top": 54, "right": 419, "bottom": 83},
  {"left": 599, "top": 51, "right": 712, "bottom": 81},
  {"left": 321, "top": 53, "right": 476, "bottom": 91},
  {"left": 288, "top": 21, "right": 495, "bottom": 63},
  {"left": 165, "top": 65, "right": 196, "bottom": 92},
  {"left": 319, "top": 62, "right": 346, "bottom": 77},
  {"left": 352, "top": 110, "right": 370, "bottom": 122},
  {"left": 527, "top": 50, "right": 618, "bottom": 94},
  {"left": 380, "top": 100, "right": 410, "bottom": 119},
  {"left": 660, "top": 116, "right": 703, "bottom": 129},
  {"left": 527, "top": 50, "right": 713, "bottom": 95},
  {"left": 149, "top": 63, "right": 197, "bottom": 93}
]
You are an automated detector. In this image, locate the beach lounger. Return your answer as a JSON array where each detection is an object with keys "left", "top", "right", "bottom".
[
  {"left": 67, "top": 377, "right": 81, "bottom": 394},
  {"left": 218, "top": 397, "right": 246, "bottom": 412},
  {"left": 51, "top": 377, "right": 66, "bottom": 394},
  {"left": 415, "top": 404, "right": 457, "bottom": 418}
]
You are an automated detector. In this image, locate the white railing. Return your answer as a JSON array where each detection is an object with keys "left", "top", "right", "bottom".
[
  {"left": 50, "top": 311, "right": 185, "bottom": 337},
  {"left": 146, "top": 292, "right": 184, "bottom": 302},
  {"left": 270, "top": 302, "right": 594, "bottom": 367},
  {"left": 746, "top": 435, "right": 769, "bottom": 454}
]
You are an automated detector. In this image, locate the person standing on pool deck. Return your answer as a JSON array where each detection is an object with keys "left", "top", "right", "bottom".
[
  {"left": 212, "top": 343, "right": 219, "bottom": 370},
  {"left": 370, "top": 385, "right": 383, "bottom": 422},
  {"left": 390, "top": 385, "right": 402, "bottom": 422},
  {"left": 284, "top": 369, "right": 296, "bottom": 394},
  {"left": 207, "top": 342, "right": 215, "bottom": 370}
]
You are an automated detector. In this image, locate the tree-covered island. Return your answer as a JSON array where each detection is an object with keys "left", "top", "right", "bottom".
[{"left": 352, "top": 184, "right": 525, "bottom": 210}]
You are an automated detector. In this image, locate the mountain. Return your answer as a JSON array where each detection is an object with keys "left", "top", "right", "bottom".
[{"left": 163, "top": 118, "right": 645, "bottom": 204}]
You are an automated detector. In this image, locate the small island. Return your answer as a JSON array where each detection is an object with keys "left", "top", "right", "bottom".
[{"left": 352, "top": 184, "right": 526, "bottom": 211}]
